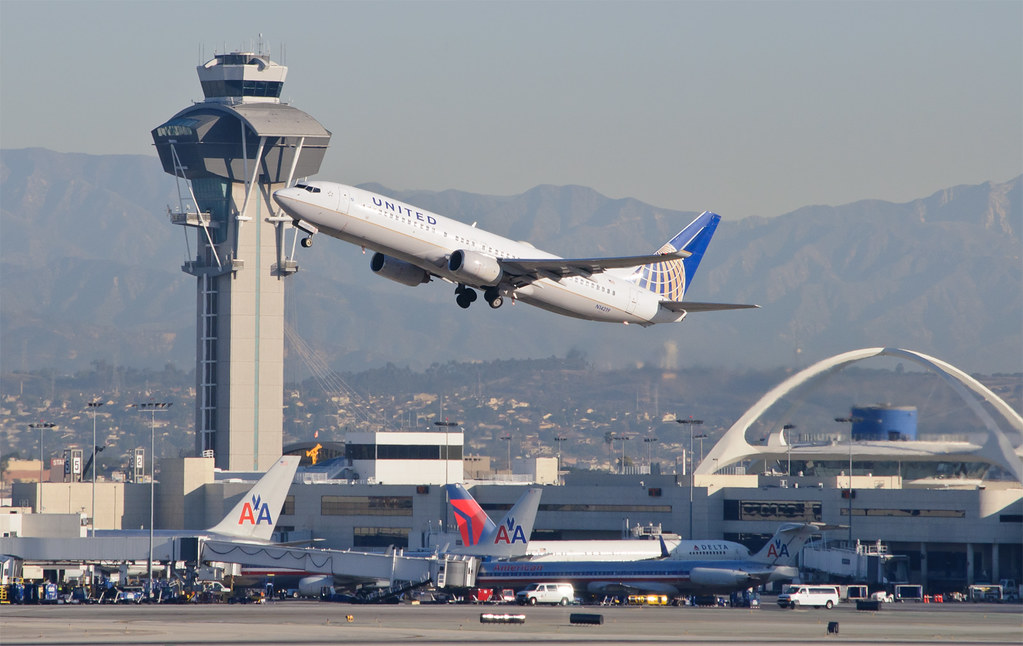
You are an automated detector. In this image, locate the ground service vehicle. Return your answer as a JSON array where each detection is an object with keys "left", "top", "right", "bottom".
[
  {"left": 777, "top": 585, "right": 840, "bottom": 609},
  {"left": 516, "top": 582, "right": 574, "bottom": 606}
]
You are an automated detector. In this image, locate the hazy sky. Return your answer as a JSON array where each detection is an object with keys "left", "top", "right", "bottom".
[{"left": 1, "top": 1, "right": 1020, "bottom": 218}]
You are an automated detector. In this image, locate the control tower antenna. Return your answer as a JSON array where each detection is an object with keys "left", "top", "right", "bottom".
[{"left": 151, "top": 46, "right": 331, "bottom": 470}]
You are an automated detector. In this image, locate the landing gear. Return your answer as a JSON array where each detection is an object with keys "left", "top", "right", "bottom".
[
  {"left": 455, "top": 284, "right": 477, "bottom": 309},
  {"left": 484, "top": 287, "right": 504, "bottom": 309},
  {"left": 300, "top": 237, "right": 313, "bottom": 248}
]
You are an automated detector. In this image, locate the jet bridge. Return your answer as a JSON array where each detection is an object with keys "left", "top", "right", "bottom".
[{"left": 200, "top": 539, "right": 480, "bottom": 589}]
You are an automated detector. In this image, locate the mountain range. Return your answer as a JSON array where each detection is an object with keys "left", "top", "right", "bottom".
[{"left": 1, "top": 148, "right": 1019, "bottom": 376}]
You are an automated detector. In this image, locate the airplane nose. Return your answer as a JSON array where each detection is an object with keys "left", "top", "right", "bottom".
[{"left": 272, "top": 187, "right": 300, "bottom": 210}]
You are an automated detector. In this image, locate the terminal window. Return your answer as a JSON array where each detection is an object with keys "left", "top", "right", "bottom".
[
  {"left": 321, "top": 495, "right": 413, "bottom": 516},
  {"left": 354, "top": 527, "right": 411, "bottom": 549},
  {"left": 724, "top": 500, "right": 822, "bottom": 522}
]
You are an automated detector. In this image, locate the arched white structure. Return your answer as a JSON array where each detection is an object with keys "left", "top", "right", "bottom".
[{"left": 697, "top": 347, "right": 1023, "bottom": 482}]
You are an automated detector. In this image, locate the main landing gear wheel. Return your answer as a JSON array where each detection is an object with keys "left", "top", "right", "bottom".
[
  {"left": 455, "top": 284, "right": 477, "bottom": 309},
  {"left": 301, "top": 237, "right": 313, "bottom": 248},
  {"left": 484, "top": 287, "right": 504, "bottom": 309}
]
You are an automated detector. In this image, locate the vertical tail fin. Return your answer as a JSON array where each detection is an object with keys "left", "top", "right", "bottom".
[
  {"left": 750, "top": 523, "right": 820, "bottom": 566},
  {"left": 207, "top": 455, "right": 301, "bottom": 541},
  {"left": 449, "top": 487, "right": 542, "bottom": 559},
  {"left": 631, "top": 211, "right": 720, "bottom": 300},
  {"left": 445, "top": 483, "right": 497, "bottom": 547}
]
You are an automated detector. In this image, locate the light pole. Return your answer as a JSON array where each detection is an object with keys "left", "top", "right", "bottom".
[
  {"left": 434, "top": 420, "right": 459, "bottom": 486},
  {"left": 644, "top": 437, "right": 658, "bottom": 471},
  {"left": 835, "top": 416, "right": 860, "bottom": 545},
  {"left": 554, "top": 435, "right": 567, "bottom": 485},
  {"left": 135, "top": 402, "right": 172, "bottom": 600},
  {"left": 676, "top": 417, "right": 703, "bottom": 539},
  {"left": 783, "top": 424, "right": 796, "bottom": 477},
  {"left": 500, "top": 435, "right": 511, "bottom": 473},
  {"left": 88, "top": 402, "right": 104, "bottom": 537},
  {"left": 30, "top": 422, "right": 56, "bottom": 513},
  {"left": 613, "top": 436, "right": 630, "bottom": 474}
]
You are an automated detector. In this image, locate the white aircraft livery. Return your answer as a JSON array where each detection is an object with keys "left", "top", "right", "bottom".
[{"left": 272, "top": 182, "right": 757, "bottom": 325}]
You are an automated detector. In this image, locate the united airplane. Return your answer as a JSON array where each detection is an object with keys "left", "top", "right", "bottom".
[{"left": 272, "top": 182, "right": 757, "bottom": 325}]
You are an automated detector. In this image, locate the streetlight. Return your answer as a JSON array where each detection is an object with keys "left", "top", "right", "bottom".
[
  {"left": 30, "top": 422, "right": 57, "bottom": 513},
  {"left": 434, "top": 420, "right": 459, "bottom": 486},
  {"left": 88, "top": 402, "right": 105, "bottom": 537},
  {"left": 554, "top": 436, "right": 567, "bottom": 485},
  {"left": 644, "top": 437, "right": 658, "bottom": 471},
  {"left": 135, "top": 402, "right": 172, "bottom": 601},
  {"left": 676, "top": 417, "right": 703, "bottom": 539},
  {"left": 782, "top": 424, "right": 796, "bottom": 477},
  {"left": 835, "top": 416, "right": 861, "bottom": 545},
  {"left": 613, "top": 436, "right": 630, "bottom": 474},
  {"left": 500, "top": 435, "right": 512, "bottom": 473}
]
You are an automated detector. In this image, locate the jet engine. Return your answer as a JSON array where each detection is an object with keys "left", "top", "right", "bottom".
[
  {"left": 370, "top": 253, "right": 430, "bottom": 286},
  {"left": 688, "top": 567, "right": 754, "bottom": 589},
  {"left": 448, "top": 249, "right": 503, "bottom": 286}
]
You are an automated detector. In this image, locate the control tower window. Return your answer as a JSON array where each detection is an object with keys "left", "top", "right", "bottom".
[{"left": 201, "top": 80, "right": 283, "bottom": 99}]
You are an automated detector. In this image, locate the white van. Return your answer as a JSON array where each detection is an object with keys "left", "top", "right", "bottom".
[
  {"left": 516, "top": 582, "right": 575, "bottom": 606},
  {"left": 777, "top": 585, "right": 840, "bottom": 609}
]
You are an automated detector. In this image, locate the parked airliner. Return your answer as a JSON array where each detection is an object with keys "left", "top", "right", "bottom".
[
  {"left": 475, "top": 522, "right": 823, "bottom": 597},
  {"left": 272, "top": 182, "right": 757, "bottom": 325},
  {"left": 446, "top": 484, "right": 749, "bottom": 562}
]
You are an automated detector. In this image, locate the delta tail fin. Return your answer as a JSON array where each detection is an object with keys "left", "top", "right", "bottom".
[
  {"left": 446, "top": 483, "right": 497, "bottom": 547},
  {"left": 207, "top": 455, "right": 301, "bottom": 542},
  {"left": 749, "top": 522, "right": 821, "bottom": 566},
  {"left": 447, "top": 486, "right": 542, "bottom": 559}
]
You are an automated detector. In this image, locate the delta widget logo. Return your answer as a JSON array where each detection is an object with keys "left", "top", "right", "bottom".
[{"left": 237, "top": 494, "right": 273, "bottom": 525}]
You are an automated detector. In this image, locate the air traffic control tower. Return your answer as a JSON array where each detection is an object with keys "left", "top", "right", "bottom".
[{"left": 152, "top": 49, "right": 331, "bottom": 471}]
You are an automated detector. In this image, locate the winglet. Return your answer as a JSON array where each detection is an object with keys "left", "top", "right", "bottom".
[{"left": 207, "top": 455, "right": 300, "bottom": 542}]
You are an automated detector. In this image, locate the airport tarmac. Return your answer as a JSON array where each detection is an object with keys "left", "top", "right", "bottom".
[{"left": 0, "top": 599, "right": 1020, "bottom": 645}]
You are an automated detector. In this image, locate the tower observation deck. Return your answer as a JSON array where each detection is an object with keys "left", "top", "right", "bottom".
[{"left": 151, "top": 48, "right": 331, "bottom": 471}]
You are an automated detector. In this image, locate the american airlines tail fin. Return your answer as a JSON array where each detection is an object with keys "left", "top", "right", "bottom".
[
  {"left": 749, "top": 522, "right": 821, "bottom": 567},
  {"left": 446, "top": 483, "right": 497, "bottom": 547},
  {"left": 207, "top": 455, "right": 301, "bottom": 542},
  {"left": 446, "top": 485, "right": 542, "bottom": 559}
]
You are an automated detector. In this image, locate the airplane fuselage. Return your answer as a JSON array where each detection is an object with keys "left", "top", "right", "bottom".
[
  {"left": 274, "top": 182, "right": 687, "bottom": 325},
  {"left": 476, "top": 557, "right": 795, "bottom": 596}
]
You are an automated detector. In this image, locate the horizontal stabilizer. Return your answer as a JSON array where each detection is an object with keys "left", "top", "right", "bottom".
[{"left": 660, "top": 301, "right": 760, "bottom": 313}]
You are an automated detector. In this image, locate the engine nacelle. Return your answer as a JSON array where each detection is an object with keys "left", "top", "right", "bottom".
[
  {"left": 448, "top": 249, "right": 503, "bottom": 286},
  {"left": 297, "top": 575, "right": 334, "bottom": 598},
  {"left": 370, "top": 253, "right": 430, "bottom": 286},
  {"left": 688, "top": 567, "right": 753, "bottom": 589}
]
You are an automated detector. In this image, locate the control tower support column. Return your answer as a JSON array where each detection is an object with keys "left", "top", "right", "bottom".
[{"left": 151, "top": 48, "right": 331, "bottom": 471}]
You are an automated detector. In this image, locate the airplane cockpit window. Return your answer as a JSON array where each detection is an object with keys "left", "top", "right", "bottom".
[{"left": 294, "top": 184, "right": 321, "bottom": 193}]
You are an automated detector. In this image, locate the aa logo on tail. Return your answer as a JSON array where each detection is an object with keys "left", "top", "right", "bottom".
[
  {"left": 766, "top": 540, "right": 790, "bottom": 559},
  {"left": 493, "top": 516, "right": 527, "bottom": 544},
  {"left": 238, "top": 494, "right": 273, "bottom": 525}
]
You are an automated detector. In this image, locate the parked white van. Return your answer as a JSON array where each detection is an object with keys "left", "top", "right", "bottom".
[
  {"left": 777, "top": 585, "right": 840, "bottom": 609},
  {"left": 516, "top": 582, "right": 575, "bottom": 606}
]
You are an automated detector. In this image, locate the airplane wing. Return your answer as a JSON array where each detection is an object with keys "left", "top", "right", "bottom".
[
  {"left": 498, "top": 251, "right": 689, "bottom": 283},
  {"left": 659, "top": 301, "right": 760, "bottom": 313}
]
